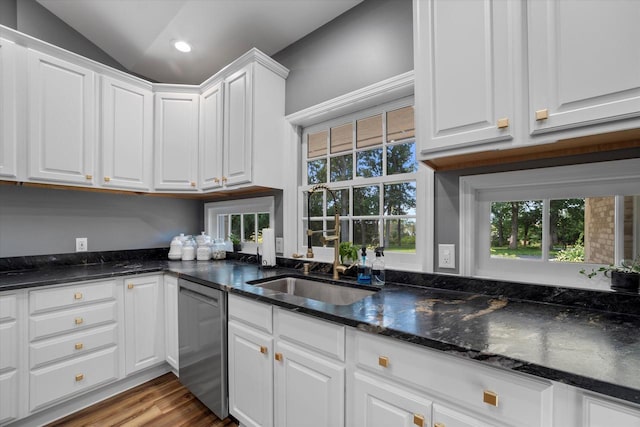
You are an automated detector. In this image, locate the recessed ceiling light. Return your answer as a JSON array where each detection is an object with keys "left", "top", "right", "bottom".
[{"left": 174, "top": 41, "right": 192, "bottom": 53}]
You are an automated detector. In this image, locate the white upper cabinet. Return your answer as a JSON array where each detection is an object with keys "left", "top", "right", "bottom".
[
  {"left": 414, "top": 0, "right": 515, "bottom": 155},
  {"left": 527, "top": 0, "right": 640, "bottom": 135},
  {"left": 199, "top": 82, "right": 224, "bottom": 190},
  {"left": 154, "top": 91, "right": 199, "bottom": 191},
  {"left": 27, "top": 49, "right": 95, "bottom": 186},
  {"left": 100, "top": 76, "right": 153, "bottom": 191},
  {"left": 0, "top": 38, "right": 18, "bottom": 180},
  {"left": 223, "top": 65, "right": 253, "bottom": 187}
]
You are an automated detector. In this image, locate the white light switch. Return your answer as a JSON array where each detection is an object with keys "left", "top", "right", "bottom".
[
  {"left": 438, "top": 244, "right": 455, "bottom": 269},
  {"left": 275, "top": 237, "right": 284, "bottom": 254}
]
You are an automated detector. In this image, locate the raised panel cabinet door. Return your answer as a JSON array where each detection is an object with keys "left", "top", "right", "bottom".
[
  {"left": 0, "top": 293, "right": 19, "bottom": 425},
  {"left": 163, "top": 275, "right": 179, "bottom": 371},
  {"left": 0, "top": 38, "right": 17, "bottom": 179},
  {"left": 154, "top": 92, "right": 199, "bottom": 191},
  {"left": 223, "top": 65, "right": 253, "bottom": 187},
  {"left": 199, "top": 82, "right": 224, "bottom": 190},
  {"left": 415, "top": 0, "right": 514, "bottom": 155},
  {"left": 433, "top": 403, "right": 494, "bottom": 427},
  {"left": 274, "top": 341, "right": 344, "bottom": 427},
  {"left": 583, "top": 395, "right": 640, "bottom": 427},
  {"left": 350, "top": 371, "right": 432, "bottom": 427},
  {"left": 27, "top": 49, "right": 95, "bottom": 185},
  {"left": 123, "top": 276, "right": 165, "bottom": 374},
  {"left": 101, "top": 76, "right": 153, "bottom": 191},
  {"left": 228, "top": 321, "right": 273, "bottom": 427},
  {"left": 528, "top": 0, "right": 640, "bottom": 134}
]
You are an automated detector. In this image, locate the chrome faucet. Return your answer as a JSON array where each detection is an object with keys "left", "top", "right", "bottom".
[{"left": 307, "top": 184, "right": 342, "bottom": 280}]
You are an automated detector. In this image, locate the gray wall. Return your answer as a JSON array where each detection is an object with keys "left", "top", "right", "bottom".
[
  {"left": 2, "top": 0, "right": 129, "bottom": 73},
  {"left": 273, "top": 0, "right": 413, "bottom": 115},
  {"left": 0, "top": 0, "right": 17, "bottom": 28},
  {"left": 433, "top": 147, "right": 640, "bottom": 273},
  {"left": 0, "top": 186, "right": 203, "bottom": 257}
]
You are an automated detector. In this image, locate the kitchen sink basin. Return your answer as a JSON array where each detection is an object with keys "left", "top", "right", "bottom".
[{"left": 252, "top": 277, "right": 377, "bottom": 305}]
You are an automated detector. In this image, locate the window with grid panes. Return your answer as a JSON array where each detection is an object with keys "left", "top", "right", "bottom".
[{"left": 302, "top": 105, "right": 417, "bottom": 253}]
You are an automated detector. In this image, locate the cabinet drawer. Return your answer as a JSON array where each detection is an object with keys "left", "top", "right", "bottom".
[
  {"left": 29, "top": 280, "right": 117, "bottom": 314},
  {"left": 30, "top": 346, "right": 118, "bottom": 411},
  {"left": 275, "top": 308, "right": 345, "bottom": 361},
  {"left": 353, "top": 331, "right": 552, "bottom": 427},
  {"left": 30, "top": 301, "right": 117, "bottom": 341},
  {"left": 0, "top": 293, "right": 17, "bottom": 322},
  {"left": 0, "top": 321, "right": 17, "bottom": 371},
  {"left": 30, "top": 323, "right": 118, "bottom": 369},
  {"left": 229, "top": 294, "right": 272, "bottom": 333}
]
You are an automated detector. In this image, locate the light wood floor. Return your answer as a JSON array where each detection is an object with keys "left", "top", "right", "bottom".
[{"left": 46, "top": 373, "right": 239, "bottom": 427}]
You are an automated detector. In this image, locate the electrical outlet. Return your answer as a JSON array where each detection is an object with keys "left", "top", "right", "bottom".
[
  {"left": 438, "top": 244, "right": 455, "bottom": 269},
  {"left": 275, "top": 237, "right": 284, "bottom": 254},
  {"left": 76, "top": 237, "right": 88, "bottom": 252}
]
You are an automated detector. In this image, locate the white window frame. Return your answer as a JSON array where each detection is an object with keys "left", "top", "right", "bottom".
[
  {"left": 298, "top": 97, "right": 428, "bottom": 271},
  {"left": 460, "top": 158, "right": 640, "bottom": 290},
  {"left": 204, "top": 196, "right": 275, "bottom": 253}
]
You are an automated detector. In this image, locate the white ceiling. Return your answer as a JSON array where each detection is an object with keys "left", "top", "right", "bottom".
[{"left": 36, "top": 0, "right": 363, "bottom": 84}]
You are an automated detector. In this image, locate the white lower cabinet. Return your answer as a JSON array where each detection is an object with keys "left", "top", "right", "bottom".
[
  {"left": 0, "top": 292, "right": 22, "bottom": 425},
  {"left": 274, "top": 340, "right": 344, "bottom": 427},
  {"left": 351, "top": 371, "right": 431, "bottom": 427},
  {"left": 163, "top": 275, "right": 179, "bottom": 372},
  {"left": 583, "top": 394, "right": 640, "bottom": 427},
  {"left": 27, "top": 280, "right": 119, "bottom": 412},
  {"left": 228, "top": 294, "right": 345, "bottom": 427},
  {"left": 228, "top": 320, "right": 273, "bottom": 427},
  {"left": 123, "top": 275, "right": 165, "bottom": 375}
]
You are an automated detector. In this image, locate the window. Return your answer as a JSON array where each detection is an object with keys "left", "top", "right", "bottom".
[
  {"left": 460, "top": 159, "right": 640, "bottom": 290},
  {"left": 204, "top": 197, "right": 274, "bottom": 252},
  {"left": 301, "top": 102, "right": 421, "bottom": 266}
]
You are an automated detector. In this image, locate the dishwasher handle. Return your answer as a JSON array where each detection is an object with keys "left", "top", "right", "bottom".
[{"left": 180, "top": 287, "right": 219, "bottom": 307}]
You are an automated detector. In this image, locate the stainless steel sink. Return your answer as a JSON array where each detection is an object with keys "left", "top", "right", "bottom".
[{"left": 252, "top": 277, "right": 376, "bottom": 305}]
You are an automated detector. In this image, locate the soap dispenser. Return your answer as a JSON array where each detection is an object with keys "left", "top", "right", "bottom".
[
  {"left": 372, "top": 247, "right": 385, "bottom": 285},
  {"left": 357, "top": 246, "right": 372, "bottom": 285}
]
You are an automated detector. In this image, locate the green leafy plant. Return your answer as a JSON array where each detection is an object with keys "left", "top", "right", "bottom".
[
  {"left": 339, "top": 241, "right": 358, "bottom": 264},
  {"left": 580, "top": 256, "right": 640, "bottom": 278},
  {"left": 228, "top": 234, "right": 240, "bottom": 245}
]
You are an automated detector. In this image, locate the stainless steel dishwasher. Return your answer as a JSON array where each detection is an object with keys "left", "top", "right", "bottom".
[{"left": 178, "top": 278, "right": 228, "bottom": 419}]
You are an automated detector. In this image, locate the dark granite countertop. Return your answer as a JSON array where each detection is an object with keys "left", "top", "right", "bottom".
[{"left": 2, "top": 257, "right": 639, "bottom": 406}]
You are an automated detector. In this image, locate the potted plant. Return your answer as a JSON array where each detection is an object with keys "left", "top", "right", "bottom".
[
  {"left": 339, "top": 241, "right": 359, "bottom": 265},
  {"left": 229, "top": 234, "right": 242, "bottom": 252},
  {"left": 580, "top": 256, "right": 640, "bottom": 292}
]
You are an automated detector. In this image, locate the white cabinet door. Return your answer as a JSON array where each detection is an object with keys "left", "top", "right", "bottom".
[
  {"left": 154, "top": 92, "right": 199, "bottom": 191},
  {"left": 101, "top": 76, "right": 153, "bottom": 191},
  {"left": 228, "top": 321, "right": 274, "bottom": 427},
  {"left": 351, "top": 371, "right": 431, "bottom": 427},
  {"left": 583, "top": 395, "right": 640, "bottom": 427},
  {"left": 0, "top": 38, "right": 17, "bottom": 180},
  {"left": 223, "top": 65, "right": 252, "bottom": 187},
  {"left": 123, "top": 275, "right": 165, "bottom": 374},
  {"left": 163, "top": 275, "right": 179, "bottom": 371},
  {"left": 528, "top": 0, "right": 640, "bottom": 135},
  {"left": 415, "top": 0, "right": 514, "bottom": 154},
  {"left": 27, "top": 49, "right": 95, "bottom": 185},
  {"left": 200, "top": 82, "right": 224, "bottom": 190},
  {"left": 274, "top": 340, "right": 344, "bottom": 427},
  {"left": 433, "top": 403, "right": 494, "bottom": 427},
  {"left": 0, "top": 293, "right": 19, "bottom": 425}
]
